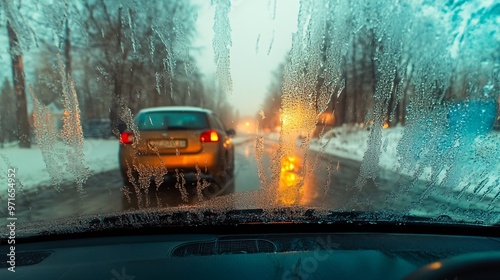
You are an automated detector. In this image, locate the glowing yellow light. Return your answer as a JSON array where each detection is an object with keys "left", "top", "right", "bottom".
[
  {"left": 277, "top": 154, "right": 304, "bottom": 206},
  {"left": 382, "top": 122, "right": 389, "bottom": 129},
  {"left": 245, "top": 122, "right": 250, "bottom": 127},
  {"left": 428, "top": 262, "right": 442, "bottom": 270},
  {"left": 210, "top": 131, "right": 219, "bottom": 141}
]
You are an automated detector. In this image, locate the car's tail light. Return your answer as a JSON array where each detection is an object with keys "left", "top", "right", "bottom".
[
  {"left": 200, "top": 130, "right": 219, "bottom": 142},
  {"left": 120, "top": 132, "right": 135, "bottom": 144}
]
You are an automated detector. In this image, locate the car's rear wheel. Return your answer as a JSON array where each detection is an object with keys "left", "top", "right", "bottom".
[{"left": 225, "top": 152, "right": 235, "bottom": 177}]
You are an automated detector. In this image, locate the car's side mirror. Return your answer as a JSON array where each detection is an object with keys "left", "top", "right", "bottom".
[{"left": 227, "top": 128, "right": 236, "bottom": 137}]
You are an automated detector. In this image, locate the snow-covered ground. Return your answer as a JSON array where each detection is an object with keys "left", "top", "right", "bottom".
[
  {"left": 264, "top": 125, "right": 500, "bottom": 198},
  {"left": 0, "top": 139, "right": 119, "bottom": 193},
  {"left": 1, "top": 127, "right": 498, "bottom": 197}
]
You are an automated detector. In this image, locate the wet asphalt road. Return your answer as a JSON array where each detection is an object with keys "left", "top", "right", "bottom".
[{"left": 0, "top": 135, "right": 491, "bottom": 223}]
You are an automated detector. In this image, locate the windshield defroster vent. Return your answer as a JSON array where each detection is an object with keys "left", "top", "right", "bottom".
[{"left": 171, "top": 239, "right": 278, "bottom": 257}]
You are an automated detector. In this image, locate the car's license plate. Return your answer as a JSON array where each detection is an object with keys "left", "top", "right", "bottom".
[{"left": 149, "top": 139, "right": 187, "bottom": 149}]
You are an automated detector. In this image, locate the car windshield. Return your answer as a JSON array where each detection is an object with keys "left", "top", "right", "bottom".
[
  {"left": 136, "top": 111, "right": 210, "bottom": 130},
  {"left": 0, "top": 0, "right": 499, "bottom": 236}
]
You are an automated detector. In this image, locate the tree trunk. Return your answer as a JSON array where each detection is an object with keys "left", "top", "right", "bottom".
[
  {"left": 7, "top": 21, "right": 30, "bottom": 148},
  {"left": 64, "top": 18, "right": 72, "bottom": 76},
  {"left": 110, "top": 7, "right": 123, "bottom": 131}
]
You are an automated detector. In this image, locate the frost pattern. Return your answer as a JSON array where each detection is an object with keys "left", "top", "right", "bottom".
[
  {"left": 273, "top": 0, "right": 499, "bottom": 215},
  {"left": 267, "top": 29, "right": 274, "bottom": 56},
  {"left": 211, "top": 0, "right": 233, "bottom": 94},
  {"left": 275, "top": 0, "right": 331, "bottom": 205},
  {"left": 127, "top": 8, "right": 137, "bottom": 53},
  {"left": 58, "top": 56, "right": 90, "bottom": 196},
  {"left": 31, "top": 55, "right": 92, "bottom": 196},
  {"left": 255, "top": 136, "right": 267, "bottom": 189},
  {"left": 268, "top": 0, "right": 276, "bottom": 20},
  {"left": 118, "top": 101, "right": 140, "bottom": 146},
  {"left": 152, "top": 26, "right": 174, "bottom": 96},
  {"left": 31, "top": 89, "right": 65, "bottom": 190},
  {"left": 351, "top": 2, "right": 405, "bottom": 190},
  {"left": 255, "top": 33, "right": 261, "bottom": 54},
  {"left": 195, "top": 164, "right": 211, "bottom": 202}
]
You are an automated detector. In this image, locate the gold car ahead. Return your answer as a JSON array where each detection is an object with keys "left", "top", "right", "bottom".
[{"left": 119, "top": 106, "right": 235, "bottom": 191}]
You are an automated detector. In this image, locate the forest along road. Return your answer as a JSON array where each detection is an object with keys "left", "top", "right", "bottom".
[{"left": 1, "top": 135, "right": 489, "bottom": 223}]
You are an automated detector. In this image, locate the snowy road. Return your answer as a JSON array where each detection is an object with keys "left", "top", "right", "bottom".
[{"left": 1, "top": 134, "right": 495, "bottom": 223}]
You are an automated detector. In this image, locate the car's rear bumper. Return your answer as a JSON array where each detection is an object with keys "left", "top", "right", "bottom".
[{"left": 119, "top": 145, "right": 225, "bottom": 178}]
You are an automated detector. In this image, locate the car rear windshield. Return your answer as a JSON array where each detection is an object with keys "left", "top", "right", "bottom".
[{"left": 136, "top": 111, "right": 209, "bottom": 131}]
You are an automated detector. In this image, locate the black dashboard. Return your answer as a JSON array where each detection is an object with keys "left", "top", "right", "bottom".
[{"left": 2, "top": 231, "right": 500, "bottom": 279}]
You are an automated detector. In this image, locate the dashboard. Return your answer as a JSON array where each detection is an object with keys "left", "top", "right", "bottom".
[{"left": 2, "top": 232, "right": 500, "bottom": 279}]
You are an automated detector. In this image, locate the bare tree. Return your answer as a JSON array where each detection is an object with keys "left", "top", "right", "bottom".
[
  {"left": 0, "top": 78, "right": 17, "bottom": 147},
  {"left": 4, "top": 1, "right": 30, "bottom": 148},
  {"left": 76, "top": 0, "right": 202, "bottom": 125},
  {"left": 31, "top": 45, "right": 65, "bottom": 108}
]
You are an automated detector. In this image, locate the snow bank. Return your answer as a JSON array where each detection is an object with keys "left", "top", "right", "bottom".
[
  {"left": 0, "top": 139, "right": 119, "bottom": 192},
  {"left": 308, "top": 125, "right": 500, "bottom": 197},
  {"left": 258, "top": 123, "right": 499, "bottom": 198}
]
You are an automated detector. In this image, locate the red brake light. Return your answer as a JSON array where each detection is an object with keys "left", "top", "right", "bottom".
[
  {"left": 120, "top": 132, "right": 135, "bottom": 144},
  {"left": 200, "top": 130, "right": 219, "bottom": 142}
]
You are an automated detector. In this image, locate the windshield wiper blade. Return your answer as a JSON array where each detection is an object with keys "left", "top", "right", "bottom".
[{"left": 5, "top": 208, "right": 500, "bottom": 241}]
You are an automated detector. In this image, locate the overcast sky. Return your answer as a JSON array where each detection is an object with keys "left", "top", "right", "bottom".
[{"left": 192, "top": 0, "right": 299, "bottom": 117}]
